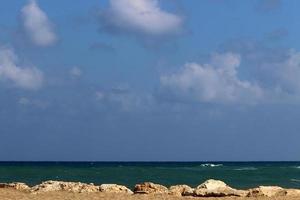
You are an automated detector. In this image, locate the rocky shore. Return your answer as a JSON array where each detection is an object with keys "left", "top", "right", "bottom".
[{"left": 1, "top": 179, "right": 300, "bottom": 199}]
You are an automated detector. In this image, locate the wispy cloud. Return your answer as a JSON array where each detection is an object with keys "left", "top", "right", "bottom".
[
  {"left": 69, "top": 67, "right": 82, "bottom": 78},
  {"left": 265, "top": 50, "right": 300, "bottom": 95},
  {"left": 18, "top": 97, "right": 49, "bottom": 109},
  {"left": 95, "top": 85, "right": 153, "bottom": 112},
  {"left": 255, "top": 0, "right": 282, "bottom": 12},
  {"left": 0, "top": 46, "right": 43, "bottom": 90},
  {"left": 21, "top": 0, "right": 57, "bottom": 46},
  {"left": 89, "top": 42, "right": 116, "bottom": 53},
  {"left": 265, "top": 28, "right": 288, "bottom": 41}
]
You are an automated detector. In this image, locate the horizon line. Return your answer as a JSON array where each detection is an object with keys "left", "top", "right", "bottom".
[{"left": 0, "top": 160, "right": 299, "bottom": 163}]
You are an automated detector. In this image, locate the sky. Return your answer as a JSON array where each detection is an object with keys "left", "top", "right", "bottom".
[{"left": 0, "top": 0, "right": 300, "bottom": 161}]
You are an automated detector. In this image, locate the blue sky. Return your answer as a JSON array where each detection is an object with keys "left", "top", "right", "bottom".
[{"left": 0, "top": 0, "right": 300, "bottom": 161}]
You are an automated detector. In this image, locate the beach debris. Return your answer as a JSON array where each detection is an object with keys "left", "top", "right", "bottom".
[
  {"left": 100, "top": 184, "right": 133, "bottom": 194},
  {"left": 30, "top": 181, "right": 100, "bottom": 193},
  {"left": 134, "top": 182, "right": 169, "bottom": 194},
  {"left": 0, "top": 182, "right": 30, "bottom": 191},
  {"left": 168, "top": 184, "right": 194, "bottom": 196},
  {"left": 194, "top": 179, "right": 247, "bottom": 197},
  {"left": 247, "top": 186, "right": 287, "bottom": 197}
]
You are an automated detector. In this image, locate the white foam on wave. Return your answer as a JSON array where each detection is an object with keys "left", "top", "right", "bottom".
[
  {"left": 234, "top": 167, "right": 258, "bottom": 171},
  {"left": 200, "top": 163, "right": 223, "bottom": 167},
  {"left": 291, "top": 179, "right": 300, "bottom": 182},
  {"left": 291, "top": 166, "right": 300, "bottom": 169}
]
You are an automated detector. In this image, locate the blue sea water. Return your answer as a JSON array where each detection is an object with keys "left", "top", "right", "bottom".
[{"left": 0, "top": 162, "right": 300, "bottom": 189}]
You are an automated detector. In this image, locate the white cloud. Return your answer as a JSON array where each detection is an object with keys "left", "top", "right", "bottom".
[
  {"left": 101, "top": 0, "right": 183, "bottom": 37},
  {"left": 18, "top": 97, "right": 49, "bottom": 108},
  {"left": 21, "top": 0, "right": 57, "bottom": 46},
  {"left": 275, "top": 50, "right": 300, "bottom": 93},
  {"left": 95, "top": 88, "right": 153, "bottom": 112},
  {"left": 95, "top": 91, "right": 105, "bottom": 100},
  {"left": 160, "top": 53, "right": 264, "bottom": 104},
  {"left": 259, "top": 50, "right": 300, "bottom": 99},
  {"left": 0, "top": 47, "right": 43, "bottom": 90},
  {"left": 70, "top": 67, "right": 82, "bottom": 78}
]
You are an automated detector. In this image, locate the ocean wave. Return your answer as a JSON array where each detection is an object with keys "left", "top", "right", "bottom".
[
  {"left": 291, "top": 179, "right": 300, "bottom": 182},
  {"left": 154, "top": 167, "right": 204, "bottom": 171},
  {"left": 291, "top": 166, "right": 300, "bottom": 169},
  {"left": 234, "top": 167, "right": 258, "bottom": 171},
  {"left": 200, "top": 163, "right": 223, "bottom": 167}
]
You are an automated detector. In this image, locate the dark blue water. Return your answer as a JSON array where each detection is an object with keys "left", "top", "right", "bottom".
[{"left": 0, "top": 162, "right": 300, "bottom": 189}]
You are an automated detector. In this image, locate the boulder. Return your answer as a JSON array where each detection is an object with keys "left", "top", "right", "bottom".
[
  {"left": 247, "top": 186, "right": 287, "bottom": 197},
  {"left": 286, "top": 189, "right": 300, "bottom": 196},
  {"left": 134, "top": 182, "right": 168, "bottom": 194},
  {"left": 78, "top": 183, "right": 100, "bottom": 193},
  {"left": 194, "top": 179, "right": 247, "bottom": 197},
  {"left": 0, "top": 182, "right": 30, "bottom": 191},
  {"left": 168, "top": 185, "right": 194, "bottom": 196},
  {"left": 30, "top": 181, "right": 99, "bottom": 193},
  {"left": 100, "top": 184, "right": 133, "bottom": 194}
]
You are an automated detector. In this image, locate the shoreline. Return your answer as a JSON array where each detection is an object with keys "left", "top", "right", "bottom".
[{"left": 1, "top": 179, "right": 300, "bottom": 199}]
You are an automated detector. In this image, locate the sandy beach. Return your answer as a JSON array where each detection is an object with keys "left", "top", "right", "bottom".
[{"left": 0, "top": 189, "right": 300, "bottom": 200}]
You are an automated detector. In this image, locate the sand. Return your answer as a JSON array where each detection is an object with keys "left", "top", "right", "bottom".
[{"left": 0, "top": 189, "right": 299, "bottom": 200}]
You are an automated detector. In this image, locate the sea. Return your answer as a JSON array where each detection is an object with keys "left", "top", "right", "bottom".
[{"left": 0, "top": 162, "right": 300, "bottom": 189}]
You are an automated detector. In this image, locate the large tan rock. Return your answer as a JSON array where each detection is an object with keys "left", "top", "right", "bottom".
[
  {"left": 100, "top": 184, "right": 133, "bottom": 194},
  {"left": 247, "top": 186, "right": 287, "bottom": 197},
  {"left": 168, "top": 185, "right": 194, "bottom": 196},
  {"left": 79, "top": 183, "right": 100, "bottom": 193},
  {"left": 30, "top": 181, "right": 99, "bottom": 193},
  {"left": 286, "top": 189, "right": 300, "bottom": 196},
  {"left": 0, "top": 182, "right": 30, "bottom": 191},
  {"left": 194, "top": 179, "right": 247, "bottom": 197},
  {"left": 134, "top": 182, "right": 168, "bottom": 194}
]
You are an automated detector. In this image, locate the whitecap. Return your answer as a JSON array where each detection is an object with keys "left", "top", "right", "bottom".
[
  {"left": 291, "top": 179, "right": 300, "bottom": 182},
  {"left": 291, "top": 166, "right": 300, "bottom": 169},
  {"left": 234, "top": 167, "right": 258, "bottom": 171},
  {"left": 200, "top": 163, "right": 223, "bottom": 167}
]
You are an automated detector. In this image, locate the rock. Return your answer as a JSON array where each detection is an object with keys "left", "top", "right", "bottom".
[
  {"left": 30, "top": 181, "right": 100, "bottom": 193},
  {"left": 0, "top": 182, "right": 30, "bottom": 191},
  {"left": 194, "top": 179, "right": 247, "bottom": 197},
  {"left": 79, "top": 183, "right": 100, "bottom": 193},
  {"left": 100, "top": 184, "right": 133, "bottom": 194},
  {"left": 134, "top": 182, "right": 168, "bottom": 194},
  {"left": 30, "top": 181, "right": 61, "bottom": 193},
  {"left": 168, "top": 185, "right": 194, "bottom": 196},
  {"left": 286, "top": 189, "right": 300, "bottom": 196},
  {"left": 247, "top": 186, "right": 287, "bottom": 197}
]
